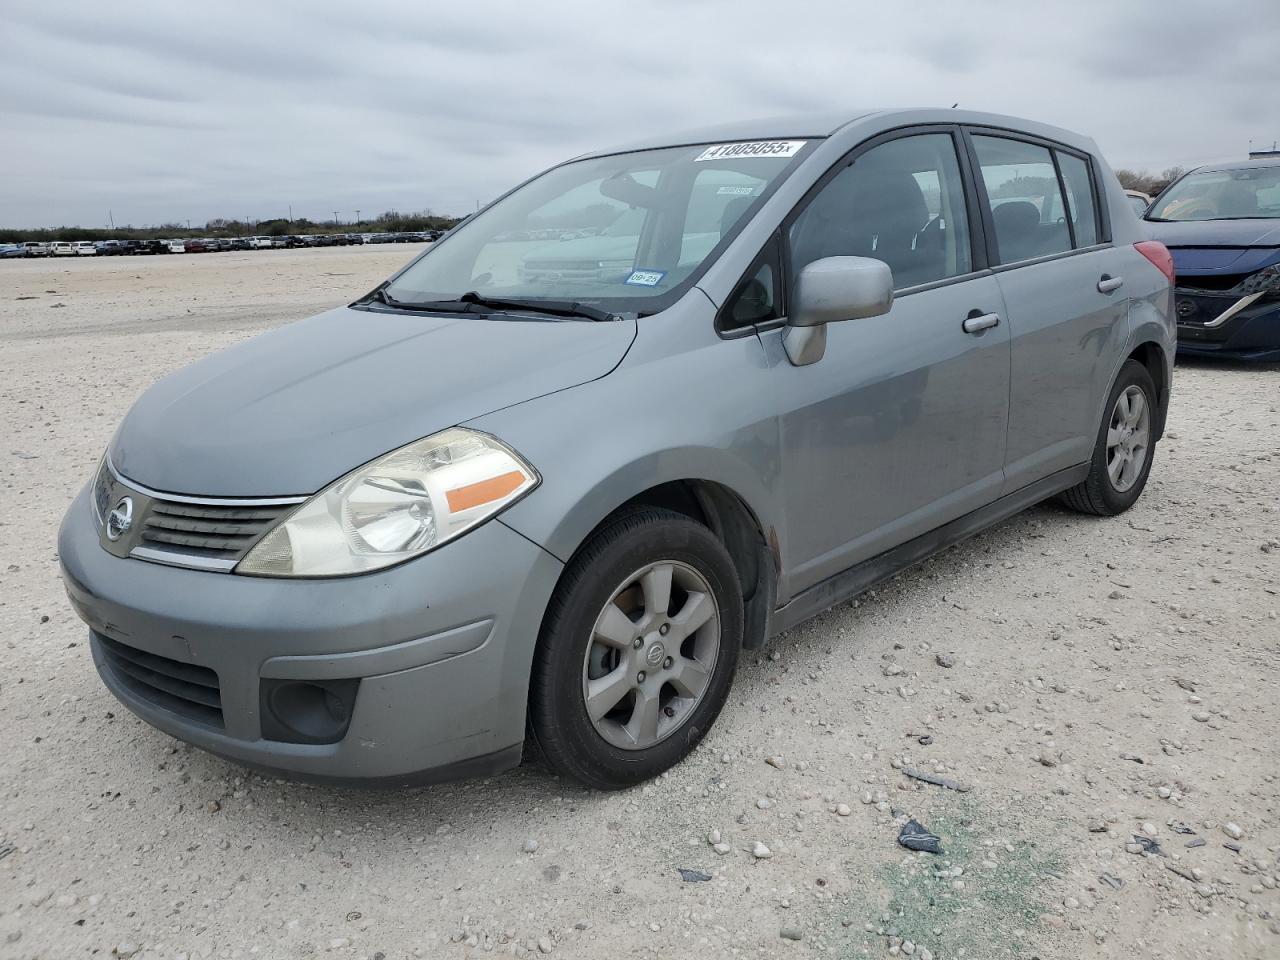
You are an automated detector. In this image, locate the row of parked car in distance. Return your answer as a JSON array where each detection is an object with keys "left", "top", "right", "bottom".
[{"left": 1, "top": 231, "right": 439, "bottom": 258}]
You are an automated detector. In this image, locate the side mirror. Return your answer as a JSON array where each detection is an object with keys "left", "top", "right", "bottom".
[{"left": 784, "top": 256, "right": 894, "bottom": 366}]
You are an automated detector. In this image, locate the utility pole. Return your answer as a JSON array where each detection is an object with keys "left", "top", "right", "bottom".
[
  {"left": 356, "top": 209, "right": 361, "bottom": 228},
  {"left": 108, "top": 210, "right": 115, "bottom": 231},
  {"left": 334, "top": 210, "right": 339, "bottom": 226},
  {"left": 288, "top": 204, "right": 293, "bottom": 225}
]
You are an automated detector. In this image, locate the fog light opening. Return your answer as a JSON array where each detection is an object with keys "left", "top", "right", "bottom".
[{"left": 260, "top": 678, "right": 359, "bottom": 745}]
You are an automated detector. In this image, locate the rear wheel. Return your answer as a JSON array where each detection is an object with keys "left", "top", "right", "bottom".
[
  {"left": 1057, "top": 359, "right": 1157, "bottom": 516},
  {"left": 529, "top": 507, "right": 742, "bottom": 789}
]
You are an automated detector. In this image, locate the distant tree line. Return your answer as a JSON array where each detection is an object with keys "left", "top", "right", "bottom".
[
  {"left": 1114, "top": 167, "right": 1187, "bottom": 197},
  {"left": 0, "top": 209, "right": 461, "bottom": 244}
]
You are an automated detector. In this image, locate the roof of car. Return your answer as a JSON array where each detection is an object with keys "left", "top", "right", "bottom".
[
  {"left": 581, "top": 108, "right": 1097, "bottom": 159},
  {"left": 1193, "top": 156, "right": 1280, "bottom": 173},
  {"left": 598, "top": 110, "right": 880, "bottom": 152}
]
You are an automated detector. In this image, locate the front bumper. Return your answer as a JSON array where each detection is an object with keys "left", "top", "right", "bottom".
[
  {"left": 1176, "top": 288, "right": 1280, "bottom": 362},
  {"left": 59, "top": 485, "right": 563, "bottom": 785}
]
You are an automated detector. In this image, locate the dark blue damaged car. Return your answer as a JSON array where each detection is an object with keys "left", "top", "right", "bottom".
[{"left": 1143, "top": 157, "right": 1280, "bottom": 362}]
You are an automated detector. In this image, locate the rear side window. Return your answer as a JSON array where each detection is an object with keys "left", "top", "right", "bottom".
[
  {"left": 1056, "top": 152, "right": 1100, "bottom": 247},
  {"left": 788, "top": 132, "right": 973, "bottom": 291},
  {"left": 972, "top": 136, "right": 1072, "bottom": 264}
]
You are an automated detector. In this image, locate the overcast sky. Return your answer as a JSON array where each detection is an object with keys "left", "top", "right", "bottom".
[{"left": 2, "top": 0, "right": 1277, "bottom": 229}]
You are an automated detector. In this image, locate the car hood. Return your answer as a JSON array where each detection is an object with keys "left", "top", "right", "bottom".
[
  {"left": 1144, "top": 218, "right": 1280, "bottom": 248},
  {"left": 111, "top": 306, "right": 636, "bottom": 497},
  {"left": 1143, "top": 219, "right": 1280, "bottom": 276}
]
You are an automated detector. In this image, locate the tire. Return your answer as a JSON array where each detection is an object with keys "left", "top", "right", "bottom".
[
  {"left": 1057, "top": 359, "right": 1158, "bottom": 516},
  {"left": 529, "top": 506, "right": 743, "bottom": 789}
]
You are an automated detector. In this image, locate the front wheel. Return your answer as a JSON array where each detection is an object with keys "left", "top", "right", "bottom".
[
  {"left": 529, "top": 507, "right": 743, "bottom": 789},
  {"left": 1057, "top": 359, "right": 1158, "bottom": 516}
]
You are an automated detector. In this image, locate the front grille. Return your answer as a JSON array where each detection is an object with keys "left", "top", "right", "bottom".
[
  {"left": 96, "top": 459, "right": 305, "bottom": 571},
  {"left": 1177, "top": 273, "right": 1250, "bottom": 293},
  {"left": 140, "top": 500, "right": 291, "bottom": 560},
  {"left": 96, "top": 632, "right": 223, "bottom": 728},
  {"left": 92, "top": 459, "right": 113, "bottom": 521},
  {"left": 1176, "top": 288, "right": 1279, "bottom": 344},
  {"left": 1174, "top": 290, "right": 1234, "bottom": 328}
]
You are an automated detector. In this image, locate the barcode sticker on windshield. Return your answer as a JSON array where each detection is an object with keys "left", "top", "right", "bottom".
[
  {"left": 625, "top": 269, "right": 666, "bottom": 287},
  {"left": 694, "top": 140, "right": 807, "bottom": 162}
]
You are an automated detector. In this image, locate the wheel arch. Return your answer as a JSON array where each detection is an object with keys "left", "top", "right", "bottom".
[
  {"left": 1126, "top": 340, "right": 1170, "bottom": 439},
  {"left": 510, "top": 466, "right": 781, "bottom": 652},
  {"left": 617, "top": 479, "right": 777, "bottom": 650}
]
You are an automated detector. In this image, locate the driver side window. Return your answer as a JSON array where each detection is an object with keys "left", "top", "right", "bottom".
[{"left": 787, "top": 133, "right": 973, "bottom": 291}]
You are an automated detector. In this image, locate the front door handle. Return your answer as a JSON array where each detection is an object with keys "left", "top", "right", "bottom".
[
  {"left": 1097, "top": 274, "right": 1124, "bottom": 294},
  {"left": 962, "top": 311, "right": 1000, "bottom": 334}
]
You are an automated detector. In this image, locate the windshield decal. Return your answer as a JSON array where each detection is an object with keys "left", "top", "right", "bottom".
[
  {"left": 624, "top": 269, "right": 667, "bottom": 287},
  {"left": 694, "top": 140, "right": 807, "bottom": 162}
]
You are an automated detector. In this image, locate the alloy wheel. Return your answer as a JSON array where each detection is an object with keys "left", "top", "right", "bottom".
[
  {"left": 1106, "top": 385, "right": 1151, "bottom": 493},
  {"left": 581, "top": 560, "right": 721, "bottom": 750}
]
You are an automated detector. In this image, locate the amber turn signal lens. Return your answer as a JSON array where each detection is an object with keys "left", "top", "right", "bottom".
[{"left": 446, "top": 470, "right": 527, "bottom": 512}]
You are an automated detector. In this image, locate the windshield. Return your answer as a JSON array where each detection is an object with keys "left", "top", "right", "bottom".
[
  {"left": 1148, "top": 165, "right": 1280, "bottom": 221},
  {"left": 383, "top": 141, "right": 813, "bottom": 313}
]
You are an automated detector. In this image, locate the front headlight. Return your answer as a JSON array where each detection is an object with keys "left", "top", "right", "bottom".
[
  {"left": 1237, "top": 263, "right": 1280, "bottom": 296},
  {"left": 236, "top": 428, "right": 538, "bottom": 577}
]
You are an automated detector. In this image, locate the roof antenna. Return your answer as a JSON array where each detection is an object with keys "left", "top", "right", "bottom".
[{"left": 951, "top": 103, "right": 959, "bottom": 108}]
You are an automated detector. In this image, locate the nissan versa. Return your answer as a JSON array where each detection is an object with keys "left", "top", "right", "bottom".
[{"left": 59, "top": 109, "right": 1176, "bottom": 789}]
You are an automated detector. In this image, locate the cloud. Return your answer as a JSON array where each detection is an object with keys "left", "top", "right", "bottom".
[{"left": 0, "top": 0, "right": 1274, "bottom": 228}]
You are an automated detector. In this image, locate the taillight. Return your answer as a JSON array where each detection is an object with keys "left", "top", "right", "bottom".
[{"left": 1135, "top": 240, "right": 1175, "bottom": 285}]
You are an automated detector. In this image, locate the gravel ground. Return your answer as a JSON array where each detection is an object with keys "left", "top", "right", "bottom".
[{"left": 1, "top": 248, "right": 1278, "bottom": 960}]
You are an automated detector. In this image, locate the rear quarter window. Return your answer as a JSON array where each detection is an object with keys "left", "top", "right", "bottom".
[{"left": 1055, "top": 152, "right": 1100, "bottom": 247}]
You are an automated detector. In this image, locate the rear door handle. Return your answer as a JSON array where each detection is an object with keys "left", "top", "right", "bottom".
[
  {"left": 1097, "top": 275, "right": 1124, "bottom": 294},
  {"left": 962, "top": 312, "right": 1000, "bottom": 334}
]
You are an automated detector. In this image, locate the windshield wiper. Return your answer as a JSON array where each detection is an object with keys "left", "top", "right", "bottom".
[
  {"left": 365, "top": 286, "right": 465, "bottom": 312},
  {"left": 457, "top": 291, "right": 617, "bottom": 322},
  {"left": 364, "top": 286, "right": 617, "bottom": 321}
]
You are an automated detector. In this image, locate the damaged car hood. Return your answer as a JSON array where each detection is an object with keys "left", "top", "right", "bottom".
[
  {"left": 1144, "top": 219, "right": 1280, "bottom": 277},
  {"left": 1144, "top": 218, "right": 1280, "bottom": 249},
  {"left": 110, "top": 306, "right": 636, "bottom": 497}
]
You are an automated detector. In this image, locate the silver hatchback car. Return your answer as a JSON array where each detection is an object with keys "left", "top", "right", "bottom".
[{"left": 60, "top": 109, "right": 1175, "bottom": 789}]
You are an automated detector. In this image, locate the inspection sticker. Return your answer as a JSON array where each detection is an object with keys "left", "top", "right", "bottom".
[
  {"left": 694, "top": 140, "right": 807, "bottom": 162},
  {"left": 624, "top": 269, "right": 666, "bottom": 287},
  {"left": 717, "top": 185, "right": 756, "bottom": 196}
]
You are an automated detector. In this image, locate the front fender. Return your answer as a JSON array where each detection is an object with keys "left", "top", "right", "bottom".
[
  {"left": 500, "top": 442, "right": 778, "bottom": 566},
  {"left": 470, "top": 332, "right": 783, "bottom": 572}
]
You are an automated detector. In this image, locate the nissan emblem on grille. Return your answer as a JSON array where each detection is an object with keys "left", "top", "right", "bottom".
[{"left": 106, "top": 496, "right": 133, "bottom": 541}]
